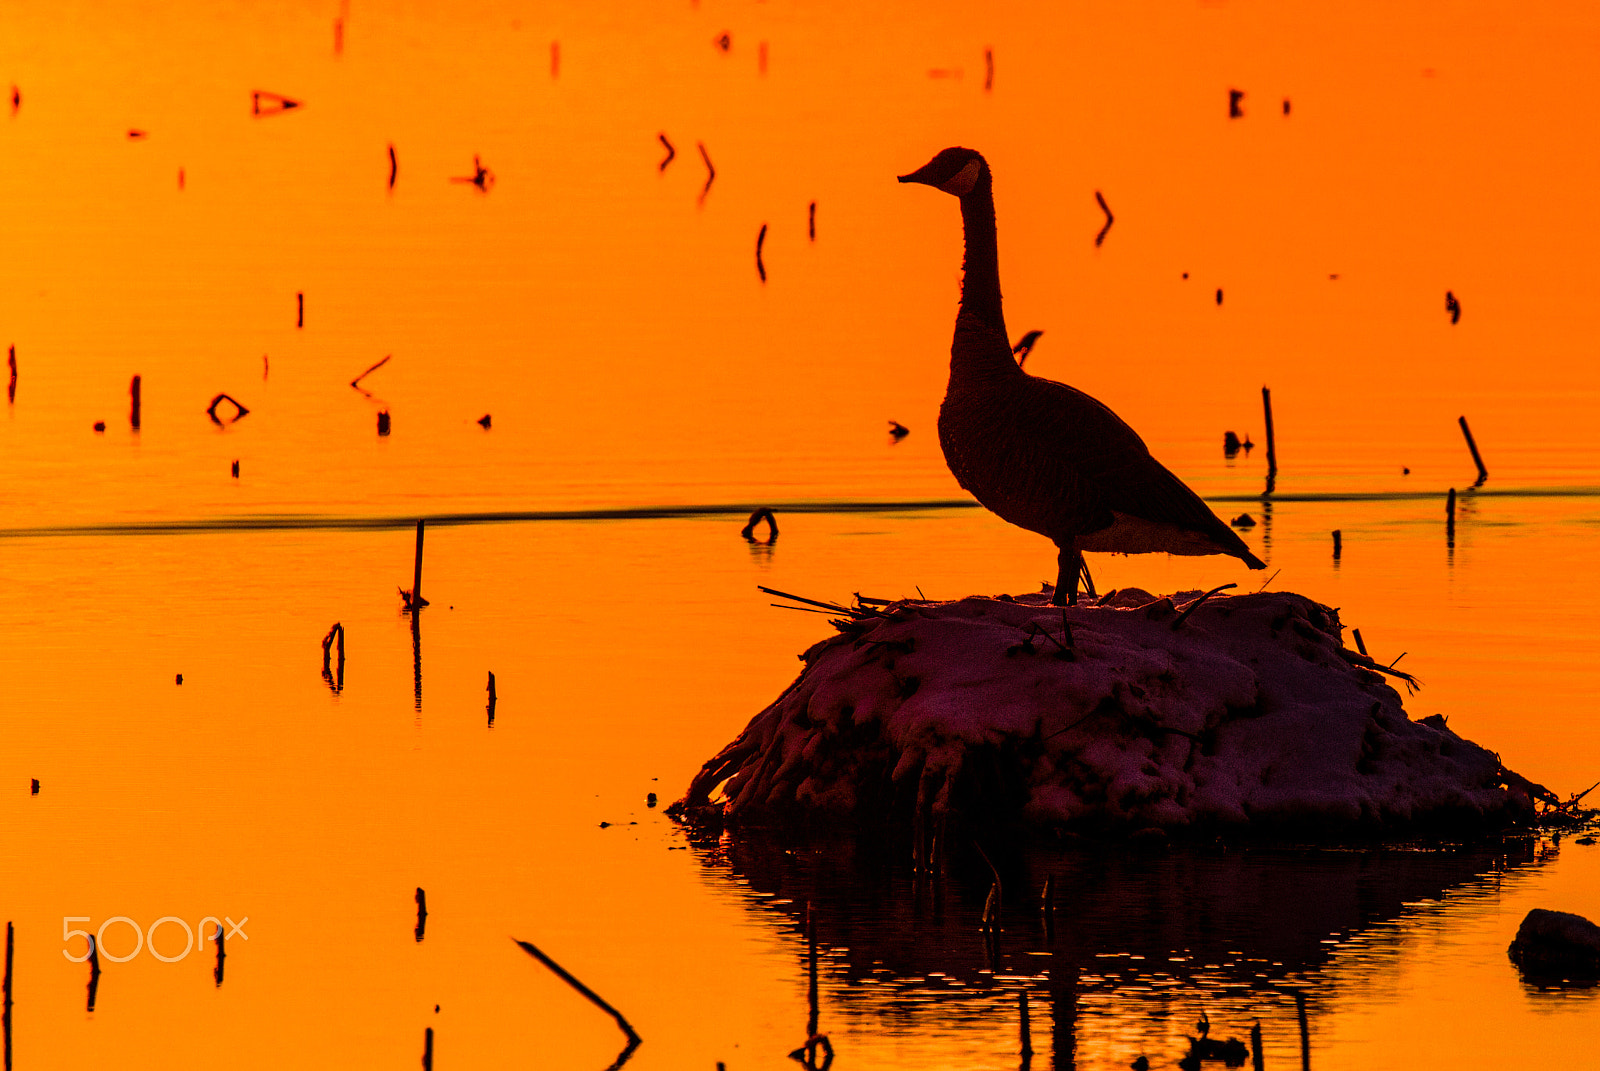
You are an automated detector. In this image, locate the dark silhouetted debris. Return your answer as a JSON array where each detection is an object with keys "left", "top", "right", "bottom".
[
  {"left": 130, "top": 374, "right": 141, "bottom": 430},
  {"left": 1262, "top": 386, "right": 1277, "bottom": 496},
  {"left": 297, "top": 291, "right": 304, "bottom": 328},
  {"left": 1282, "top": 98, "right": 1291, "bottom": 115},
  {"left": 93, "top": 421, "right": 106, "bottom": 433},
  {"left": 1132, "top": 1058, "right": 1149, "bottom": 1071},
  {"left": 984, "top": 47, "right": 994, "bottom": 91},
  {"left": 1229, "top": 89, "right": 1244, "bottom": 117},
  {"left": 1223, "top": 431, "right": 1242, "bottom": 456},
  {"left": 321, "top": 622, "right": 345, "bottom": 693},
  {"left": 646, "top": 792, "right": 657, "bottom": 807},
  {"left": 450, "top": 155, "right": 494, "bottom": 191},
  {"left": 377, "top": 410, "right": 391, "bottom": 435},
  {"left": 351, "top": 354, "right": 392, "bottom": 394},
  {"left": 2, "top": 921, "right": 10, "bottom": 1069},
  {"left": 1459, "top": 415, "right": 1487, "bottom": 485},
  {"left": 1230, "top": 514, "right": 1255, "bottom": 528},
  {"left": 1012, "top": 329, "right": 1043, "bottom": 366},
  {"left": 808, "top": 200, "right": 816, "bottom": 241},
  {"left": 477, "top": 414, "right": 491, "bottom": 429},
  {"left": 513, "top": 937, "right": 642, "bottom": 1068},
  {"left": 888, "top": 421, "right": 910, "bottom": 440},
  {"left": 1094, "top": 191, "right": 1114, "bottom": 247},
  {"left": 388, "top": 143, "right": 397, "bottom": 190},
  {"left": 86, "top": 935, "right": 100, "bottom": 1012},
  {"left": 422, "top": 1027, "right": 433, "bottom": 1071},
  {"left": 1507, "top": 910, "right": 1600, "bottom": 977},
  {"left": 231, "top": 460, "right": 239, "bottom": 478},
  {"left": 756, "top": 223, "right": 768, "bottom": 282},
  {"left": 697, "top": 142, "right": 715, "bottom": 204},
  {"left": 176, "top": 674, "right": 183, "bottom": 685},
  {"left": 251, "top": 90, "right": 302, "bottom": 116},
  {"left": 1446, "top": 290, "right": 1461, "bottom": 324},
  {"left": 1333, "top": 529, "right": 1342, "bottom": 560},
  {"left": 1216, "top": 288, "right": 1224, "bottom": 305},
  {"left": 415, "top": 887, "right": 428, "bottom": 942},
  {"left": 401, "top": 519, "right": 429, "bottom": 610},
  {"left": 29, "top": 780, "right": 38, "bottom": 795},
  {"left": 487, "top": 671, "right": 497, "bottom": 725},
  {"left": 1403, "top": 466, "right": 1410, "bottom": 475},
  {"left": 741, "top": 507, "right": 779, "bottom": 542},
  {"left": 714, "top": 32, "right": 731, "bottom": 51},
  {"left": 206, "top": 393, "right": 250, "bottom": 425},
  {"left": 127, "top": 129, "right": 147, "bottom": 139},
  {"left": 7, "top": 345, "right": 15, "bottom": 403},
  {"left": 212, "top": 921, "right": 225, "bottom": 986},
  {"left": 657, "top": 133, "right": 675, "bottom": 171}
]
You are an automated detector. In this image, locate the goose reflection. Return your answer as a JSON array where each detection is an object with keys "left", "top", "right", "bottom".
[{"left": 690, "top": 831, "right": 1539, "bottom": 1068}]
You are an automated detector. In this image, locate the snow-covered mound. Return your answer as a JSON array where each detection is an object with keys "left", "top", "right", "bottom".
[{"left": 674, "top": 589, "right": 1545, "bottom": 836}]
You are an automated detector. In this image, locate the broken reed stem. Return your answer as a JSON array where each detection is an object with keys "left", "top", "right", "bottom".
[
  {"left": 1352, "top": 628, "right": 1368, "bottom": 657},
  {"left": 350, "top": 354, "right": 392, "bottom": 391},
  {"left": 1018, "top": 990, "right": 1032, "bottom": 1056},
  {"left": 513, "top": 938, "right": 642, "bottom": 1050},
  {"left": 1459, "top": 416, "right": 1487, "bottom": 485},
  {"left": 1331, "top": 529, "right": 1341, "bottom": 560},
  {"left": 414, "top": 887, "right": 428, "bottom": 942},
  {"left": 1171, "top": 583, "right": 1237, "bottom": 631},
  {"left": 1251, "top": 1020, "right": 1264, "bottom": 1071},
  {"left": 130, "top": 374, "right": 141, "bottom": 430},
  {"left": 1262, "top": 386, "right": 1278, "bottom": 495},
  {"left": 3, "top": 920, "right": 12, "bottom": 1071},
  {"left": 422, "top": 1026, "right": 434, "bottom": 1071},
  {"left": 412, "top": 519, "right": 426, "bottom": 608}
]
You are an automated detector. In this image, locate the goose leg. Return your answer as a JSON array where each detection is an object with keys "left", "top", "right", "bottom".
[{"left": 1053, "top": 545, "right": 1083, "bottom": 606}]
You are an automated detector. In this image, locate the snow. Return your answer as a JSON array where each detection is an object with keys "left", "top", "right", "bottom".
[{"left": 675, "top": 589, "right": 1542, "bottom": 836}]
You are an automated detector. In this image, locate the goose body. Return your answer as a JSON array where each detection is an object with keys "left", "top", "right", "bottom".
[{"left": 899, "top": 147, "right": 1265, "bottom": 604}]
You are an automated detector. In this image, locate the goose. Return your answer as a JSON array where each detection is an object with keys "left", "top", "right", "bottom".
[{"left": 898, "top": 147, "right": 1265, "bottom": 605}]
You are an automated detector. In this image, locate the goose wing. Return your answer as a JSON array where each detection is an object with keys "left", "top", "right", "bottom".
[{"left": 1018, "top": 376, "right": 1261, "bottom": 561}]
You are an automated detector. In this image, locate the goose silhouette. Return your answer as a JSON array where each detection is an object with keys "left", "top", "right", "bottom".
[{"left": 899, "top": 147, "right": 1265, "bottom": 604}]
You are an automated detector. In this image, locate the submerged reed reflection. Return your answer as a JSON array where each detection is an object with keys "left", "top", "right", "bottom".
[{"left": 695, "top": 831, "right": 1541, "bottom": 1068}]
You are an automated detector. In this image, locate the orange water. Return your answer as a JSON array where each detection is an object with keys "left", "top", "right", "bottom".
[{"left": 1, "top": 1, "right": 1598, "bottom": 1067}]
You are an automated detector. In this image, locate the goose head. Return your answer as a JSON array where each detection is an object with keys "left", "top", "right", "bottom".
[{"left": 898, "top": 147, "right": 987, "bottom": 197}]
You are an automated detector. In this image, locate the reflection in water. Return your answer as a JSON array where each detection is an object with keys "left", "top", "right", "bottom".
[
  {"left": 410, "top": 609, "right": 422, "bottom": 712},
  {"left": 86, "top": 935, "right": 101, "bottom": 1012},
  {"left": 694, "top": 831, "right": 1540, "bottom": 1069}
]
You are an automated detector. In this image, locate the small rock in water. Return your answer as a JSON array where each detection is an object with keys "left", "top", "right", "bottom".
[
  {"left": 1508, "top": 908, "right": 1600, "bottom": 977},
  {"left": 30, "top": 779, "right": 40, "bottom": 795},
  {"left": 176, "top": 673, "right": 183, "bottom": 684},
  {"left": 647, "top": 792, "right": 658, "bottom": 807},
  {"left": 1230, "top": 513, "right": 1256, "bottom": 528},
  {"left": 93, "top": 421, "right": 106, "bottom": 432},
  {"left": 599, "top": 820, "right": 611, "bottom": 828}
]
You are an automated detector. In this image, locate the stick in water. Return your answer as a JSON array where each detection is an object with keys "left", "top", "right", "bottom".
[
  {"left": 1262, "top": 386, "right": 1278, "bottom": 496},
  {"left": 1458, "top": 416, "right": 1487, "bottom": 486},
  {"left": 130, "top": 374, "right": 141, "bottom": 430},
  {"left": 513, "top": 938, "right": 642, "bottom": 1059}
]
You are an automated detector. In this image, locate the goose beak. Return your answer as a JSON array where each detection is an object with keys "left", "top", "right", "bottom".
[{"left": 897, "top": 163, "right": 938, "bottom": 186}]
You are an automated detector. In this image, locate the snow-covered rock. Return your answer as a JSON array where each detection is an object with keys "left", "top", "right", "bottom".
[
  {"left": 674, "top": 589, "right": 1543, "bottom": 836},
  {"left": 1508, "top": 908, "right": 1600, "bottom": 977}
]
